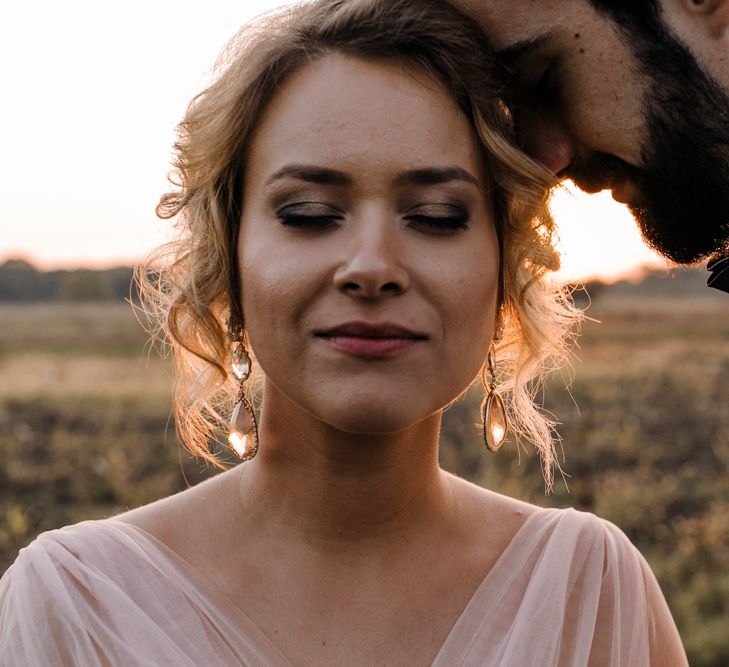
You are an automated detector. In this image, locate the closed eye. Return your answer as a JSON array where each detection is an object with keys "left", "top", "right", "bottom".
[
  {"left": 276, "top": 202, "right": 343, "bottom": 229},
  {"left": 532, "top": 65, "right": 562, "bottom": 106},
  {"left": 278, "top": 214, "right": 341, "bottom": 227},
  {"left": 405, "top": 204, "right": 470, "bottom": 234}
]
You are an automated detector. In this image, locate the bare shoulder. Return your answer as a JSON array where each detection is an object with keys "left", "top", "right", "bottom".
[
  {"left": 441, "top": 471, "right": 544, "bottom": 558},
  {"left": 115, "top": 466, "right": 238, "bottom": 550},
  {"left": 444, "top": 470, "right": 542, "bottom": 520}
]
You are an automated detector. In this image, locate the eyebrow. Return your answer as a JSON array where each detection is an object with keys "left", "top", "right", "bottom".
[
  {"left": 266, "top": 164, "right": 480, "bottom": 188},
  {"left": 266, "top": 165, "right": 351, "bottom": 187},
  {"left": 393, "top": 167, "right": 479, "bottom": 188},
  {"left": 496, "top": 34, "right": 555, "bottom": 67}
]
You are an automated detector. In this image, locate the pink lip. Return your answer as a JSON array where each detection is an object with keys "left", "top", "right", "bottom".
[{"left": 315, "top": 321, "right": 427, "bottom": 358}]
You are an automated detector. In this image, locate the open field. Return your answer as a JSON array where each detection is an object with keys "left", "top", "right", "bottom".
[{"left": 1, "top": 293, "right": 728, "bottom": 666}]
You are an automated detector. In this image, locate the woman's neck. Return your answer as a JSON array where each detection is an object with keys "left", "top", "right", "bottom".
[{"left": 235, "top": 387, "right": 451, "bottom": 554}]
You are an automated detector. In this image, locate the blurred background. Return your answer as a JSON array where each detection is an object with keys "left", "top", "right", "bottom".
[{"left": 1, "top": 1, "right": 728, "bottom": 665}]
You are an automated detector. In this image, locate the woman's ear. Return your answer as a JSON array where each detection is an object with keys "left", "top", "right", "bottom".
[{"left": 678, "top": 0, "right": 729, "bottom": 38}]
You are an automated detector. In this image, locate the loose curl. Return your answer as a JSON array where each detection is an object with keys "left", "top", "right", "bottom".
[{"left": 136, "top": 0, "right": 581, "bottom": 490}]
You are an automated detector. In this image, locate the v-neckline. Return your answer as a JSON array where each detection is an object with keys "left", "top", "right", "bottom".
[
  {"left": 108, "top": 507, "right": 555, "bottom": 666},
  {"left": 430, "top": 507, "right": 554, "bottom": 665},
  {"left": 107, "top": 519, "right": 297, "bottom": 666}
]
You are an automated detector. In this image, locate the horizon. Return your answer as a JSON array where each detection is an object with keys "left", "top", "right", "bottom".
[
  {"left": 1, "top": 1, "right": 671, "bottom": 285},
  {"left": 0, "top": 253, "right": 681, "bottom": 288}
]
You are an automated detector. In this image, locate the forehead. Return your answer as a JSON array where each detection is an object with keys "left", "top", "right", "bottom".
[
  {"left": 245, "top": 54, "right": 483, "bottom": 182},
  {"left": 453, "top": 0, "right": 613, "bottom": 53}
]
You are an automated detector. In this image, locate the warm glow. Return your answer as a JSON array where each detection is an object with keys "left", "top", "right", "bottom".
[
  {"left": 0, "top": 1, "right": 670, "bottom": 283},
  {"left": 491, "top": 424, "right": 506, "bottom": 445},
  {"left": 550, "top": 184, "right": 669, "bottom": 283},
  {"left": 1, "top": 0, "right": 292, "bottom": 271},
  {"left": 228, "top": 431, "right": 248, "bottom": 458}
]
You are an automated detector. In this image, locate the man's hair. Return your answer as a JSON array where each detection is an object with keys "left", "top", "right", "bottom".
[
  {"left": 587, "top": 0, "right": 662, "bottom": 34},
  {"left": 588, "top": 0, "right": 729, "bottom": 263}
]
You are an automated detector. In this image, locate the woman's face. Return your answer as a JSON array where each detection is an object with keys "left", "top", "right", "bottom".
[{"left": 239, "top": 53, "right": 500, "bottom": 434}]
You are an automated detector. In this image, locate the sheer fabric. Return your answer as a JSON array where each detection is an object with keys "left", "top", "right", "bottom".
[{"left": 0, "top": 507, "right": 686, "bottom": 666}]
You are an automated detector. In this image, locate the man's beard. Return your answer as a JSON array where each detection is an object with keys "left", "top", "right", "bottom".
[{"left": 573, "top": 21, "right": 729, "bottom": 265}]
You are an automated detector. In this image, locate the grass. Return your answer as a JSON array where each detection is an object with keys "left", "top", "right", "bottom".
[{"left": 1, "top": 293, "right": 728, "bottom": 666}]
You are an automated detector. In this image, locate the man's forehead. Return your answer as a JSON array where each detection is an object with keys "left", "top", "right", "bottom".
[{"left": 452, "top": 0, "right": 613, "bottom": 52}]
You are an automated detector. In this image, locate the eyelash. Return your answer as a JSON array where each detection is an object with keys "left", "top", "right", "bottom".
[
  {"left": 277, "top": 213, "right": 341, "bottom": 228},
  {"left": 405, "top": 213, "right": 470, "bottom": 233},
  {"left": 276, "top": 207, "right": 470, "bottom": 234}
]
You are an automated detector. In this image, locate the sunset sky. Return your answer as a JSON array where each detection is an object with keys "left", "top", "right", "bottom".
[{"left": 1, "top": 0, "right": 670, "bottom": 283}]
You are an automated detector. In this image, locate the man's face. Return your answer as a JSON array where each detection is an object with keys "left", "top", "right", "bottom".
[{"left": 454, "top": 0, "right": 729, "bottom": 264}]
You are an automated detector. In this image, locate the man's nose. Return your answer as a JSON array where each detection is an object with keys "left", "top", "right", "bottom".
[
  {"left": 519, "top": 111, "right": 577, "bottom": 176},
  {"left": 332, "top": 214, "right": 410, "bottom": 299}
]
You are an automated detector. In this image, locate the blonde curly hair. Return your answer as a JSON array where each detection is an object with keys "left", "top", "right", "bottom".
[{"left": 137, "top": 0, "right": 581, "bottom": 489}]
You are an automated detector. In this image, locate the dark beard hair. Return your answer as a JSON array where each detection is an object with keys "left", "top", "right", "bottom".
[
  {"left": 630, "top": 20, "right": 729, "bottom": 263},
  {"left": 587, "top": 0, "right": 729, "bottom": 264}
]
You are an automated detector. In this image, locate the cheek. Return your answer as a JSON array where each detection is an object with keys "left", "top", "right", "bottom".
[
  {"left": 239, "top": 211, "right": 297, "bottom": 311},
  {"left": 237, "top": 223, "right": 298, "bottom": 362},
  {"left": 239, "top": 244, "right": 278, "bottom": 323},
  {"left": 562, "top": 36, "right": 646, "bottom": 161},
  {"left": 453, "top": 266, "right": 498, "bottom": 346},
  {"left": 432, "top": 236, "right": 500, "bottom": 373},
  {"left": 237, "top": 220, "right": 333, "bottom": 389}
]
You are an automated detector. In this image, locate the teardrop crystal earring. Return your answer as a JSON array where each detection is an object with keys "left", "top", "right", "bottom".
[
  {"left": 228, "top": 337, "right": 259, "bottom": 460},
  {"left": 481, "top": 339, "right": 508, "bottom": 452}
]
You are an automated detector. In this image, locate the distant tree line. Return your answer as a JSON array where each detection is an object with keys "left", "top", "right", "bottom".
[
  {"left": 0, "top": 259, "right": 138, "bottom": 302},
  {"left": 0, "top": 257, "right": 712, "bottom": 303}
]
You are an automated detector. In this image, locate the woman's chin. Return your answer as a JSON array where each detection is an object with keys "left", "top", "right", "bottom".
[
  {"left": 308, "top": 401, "right": 437, "bottom": 437},
  {"left": 261, "top": 371, "right": 461, "bottom": 437}
]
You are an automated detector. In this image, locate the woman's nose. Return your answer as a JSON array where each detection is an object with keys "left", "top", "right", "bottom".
[{"left": 333, "top": 217, "right": 410, "bottom": 299}]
